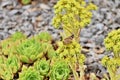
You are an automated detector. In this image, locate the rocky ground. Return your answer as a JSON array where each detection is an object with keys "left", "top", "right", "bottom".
[{"left": 0, "top": 0, "right": 120, "bottom": 79}]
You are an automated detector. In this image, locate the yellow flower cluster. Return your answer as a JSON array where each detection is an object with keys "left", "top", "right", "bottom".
[
  {"left": 56, "top": 39, "right": 85, "bottom": 79},
  {"left": 104, "top": 29, "right": 120, "bottom": 58},
  {"left": 56, "top": 39, "right": 85, "bottom": 64},
  {"left": 102, "top": 29, "right": 120, "bottom": 80},
  {"left": 102, "top": 56, "right": 120, "bottom": 69},
  {"left": 101, "top": 56, "right": 120, "bottom": 80},
  {"left": 56, "top": 39, "right": 81, "bottom": 57},
  {"left": 52, "top": 0, "right": 97, "bottom": 36}
]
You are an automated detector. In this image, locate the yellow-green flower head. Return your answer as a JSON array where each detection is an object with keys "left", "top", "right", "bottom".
[
  {"left": 104, "top": 29, "right": 120, "bottom": 57},
  {"left": 56, "top": 39, "right": 82, "bottom": 58},
  {"left": 101, "top": 56, "right": 120, "bottom": 79},
  {"left": 102, "top": 56, "right": 119, "bottom": 67},
  {"left": 52, "top": 0, "right": 97, "bottom": 34}
]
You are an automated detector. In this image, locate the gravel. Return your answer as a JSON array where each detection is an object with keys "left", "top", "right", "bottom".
[{"left": 0, "top": 0, "right": 120, "bottom": 78}]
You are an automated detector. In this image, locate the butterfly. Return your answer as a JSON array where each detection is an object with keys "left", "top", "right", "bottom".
[{"left": 63, "top": 34, "right": 74, "bottom": 45}]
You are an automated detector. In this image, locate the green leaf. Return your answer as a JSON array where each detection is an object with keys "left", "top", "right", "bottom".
[
  {"left": 30, "top": 55, "right": 37, "bottom": 61},
  {"left": 20, "top": 55, "right": 30, "bottom": 63}
]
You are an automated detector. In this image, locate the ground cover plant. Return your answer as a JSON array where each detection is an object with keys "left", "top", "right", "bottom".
[{"left": 1, "top": 0, "right": 119, "bottom": 80}]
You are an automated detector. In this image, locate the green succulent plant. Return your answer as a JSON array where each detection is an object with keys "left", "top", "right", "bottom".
[
  {"left": 50, "top": 61, "right": 70, "bottom": 80},
  {"left": 104, "top": 29, "right": 120, "bottom": 58},
  {"left": 0, "top": 55, "right": 4, "bottom": 64},
  {"left": 16, "top": 38, "right": 44, "bottom": 63},
  {"left": 6, "top": 55, "right": 21, "bottom": 74},
  {"left": 47, "top": 48, "right": 58, "bottom": 59},
  {"left": 0, "top": 55, "right": 20, "bottom": 80},
  {"left": 0, "top": 56, "right": 12, "bottom": 80},
  {"left": 0, "top": 32, "right": 26, "bottom": 55},
  {"left": 101, "top": 56, "right": 120, "bottom": 80},
  {"left": 0, "top": 39, "right": 13, "bottom": 55},
  {"left": 0, "top": 65, "right": 13, "bottom": 80},
  {"left": 10, "top": 32, "right": 26, "bottom": 41},
  {"left": 19, "top": 66, "right": 43, "bottom": 80},
  {"left": 21, "top": 0, "right": 31, "bottom": 5},
  {"left": 35, "top": 32, "right": 58, "bottom": 58},
  {"left": 34, "top": 59, "right": 50, "bottom": 76},
  {"left": 36, "top": 32, "right": 52, "bottom": 42}
]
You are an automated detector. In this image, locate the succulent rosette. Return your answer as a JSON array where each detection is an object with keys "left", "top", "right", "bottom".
[
  {"left": 50, "top": 61, "right": 70, "bottom": 80},
  {"left": 6, "top": 55, "right": 21, "bottom": 73},
  {"left": 19, "top": 66, "right": 43, "bottom": 80},
  {"left": 34, "top": 59, "right": 50, "bottom": 76},
  {"left": 10, "top": 32, "right": 26, "bottom": 41},
  {"left": 16, "top": 38, "right": 44, "bottom": 63},
  {"left": 47, "top": 48, "right": 58, "bottom": 59},
  {"left": 0, "top": 32, "right": 26, "bottom": 55},
  {"left": 0, "top": 56, "right": 12, "bottom": 79},
  {"left": 0, "top": 65, "right": 13, "bottom": 80},
  {"left": 0, "top": 55, "right": 20, "bottom": 80},
  {"left": 35, "top": 32, "right": 52, "bottom": 42}
]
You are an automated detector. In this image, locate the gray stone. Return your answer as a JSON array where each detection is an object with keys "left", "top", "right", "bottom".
[
  {"left": 52, "top": 33, "right": 59, "bottom": 40},
  {"left": 85, "top": 43, "right": 95, "bottom": 48},
  {"left": 22, "top": 11, "right": 30, "bottom": 16},
  {"left": 94, "top": 35, "right": 104, "bottom": 45},
  {"left": 8, "top": 10, "right": 19, "bottom": 15},
  {"left": 91, "top": 28, "right": 98, "bottom": 34},
  {"left": 29, "top": 11, "right": 41, "bottom": 17},
  {"left": 80, "top": 29, "right": 93, "bottom": 38},
  {"left": 80, "top": 37, "right": 88, "bottom": 42},
  {"left": 8, "top": 30, "right": 15, "bottom": 34},
  {"left": 40, "top": 3, "right": 50, "bottom": 10},
  {"left": 96, "top": 23, "right": 104, "bottom": 30},
  {"left": 109, "top": 23, "right": 120, "bottom": 29},
  {"left": 1, "top": 1, "right": 12, "bottom": 7},
  {"left": 0, "top": 34, "right": 3, "bottom": 40},
  {"left": 94, "top": 54, "right": 105, "bottom": 61},
  {"left": 24, "top": 31, "right": 31, "bottom": 37},
  {"left": 22, "top": 5, "right": 31, "bottom": 10},
  {"left": 85, "top": 57, "right": 95, "bottom": 65},
  {"left": 106, "top": 12, "right": 112, "bottom": 20},
  {"left": 115, "top": 17, "right": 120, "bottom": 24},
  {"left": 82, "top": 32, "right": 93, "bottom": 38}
]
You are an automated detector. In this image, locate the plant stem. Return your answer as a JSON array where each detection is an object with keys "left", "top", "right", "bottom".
[{"left": 69, "top": 63, "right": 79, "bottom": 80}]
